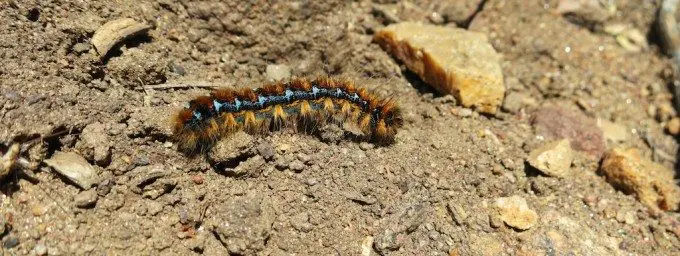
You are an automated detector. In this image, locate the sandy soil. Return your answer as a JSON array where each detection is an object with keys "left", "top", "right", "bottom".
[{"left": 1, "top": 0, "right": 679, "bottom": 255}]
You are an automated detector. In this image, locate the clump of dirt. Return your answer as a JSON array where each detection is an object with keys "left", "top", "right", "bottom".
[{"left": 1, "top": 0, "right": 679, "bottom": 255}]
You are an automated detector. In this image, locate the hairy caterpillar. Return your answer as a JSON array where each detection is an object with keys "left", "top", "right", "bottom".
[{"left": 172, "top": 77, "right": 403, "bottom": 154}]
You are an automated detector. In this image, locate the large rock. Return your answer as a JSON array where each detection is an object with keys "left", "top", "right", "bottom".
[
  {"left": 600, "top": 147, "right": 680, "bottom": 211},
  {"left": 375, "top": 22, "right": 504, "bottom": 114}
]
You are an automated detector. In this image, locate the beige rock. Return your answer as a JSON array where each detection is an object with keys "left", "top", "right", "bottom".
[
  {"left": 600, "top": 147, "right": 680, "bottom": 211},
  {"left": 44, "top": 151, "right": 100, "bottom": 189},
  {"left": 494, "top": 196, "right": 538, "bottom": 230},
  {"left": 375, "top": 22, "right": 504, "bottom": 114},
  {"left": 666, "top": 117, "right": 680, "bottom": 135},
  {"left": 265, "top": 64, "right": 291, "bottom": 81},
  {"left": 91, "top": 18, "right": 151, "bottom": 59},
  {"left": 527, "top": 139, "right": 573, "bottom": 177}
]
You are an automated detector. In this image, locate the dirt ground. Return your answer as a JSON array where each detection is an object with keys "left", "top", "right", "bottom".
[{"left": 1, "top": 0, "right": 680, "bottom": 255}]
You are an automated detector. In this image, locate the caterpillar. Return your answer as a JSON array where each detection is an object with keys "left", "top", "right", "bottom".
[{"left": 172, "top": 77, "right": 403, "bottom": 154}]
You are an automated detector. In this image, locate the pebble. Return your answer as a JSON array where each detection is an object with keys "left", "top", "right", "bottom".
[
  {"left": 453, "top": 107, "right": 473, "bottom": 117},
  {"left": 192, "top": 175, "right": 204, "bottom": 185},
  {"left": 600, "top": 147, "right": 680, "bottom": 211},
  {"left": 265, "top": 64, "right": 291, "bottom": 81},
  {"left": 447, "top": 202, "right": 468, "bottom": 225},
  {"left": 532, "top": 105, "right": 605, "bottom": 157},
  {"left": 305, "top": 178, "right": 318, "bottom": 186},
  {"left": 361, "top": 236, "right": 374, "bottom": 256},
  {"left": 359, "top": 142, "right": 374, "bottom": 151},
  {"left": 74, "top": 189, "right": 99, "bottom": 208},
  {"left": 502, "top": 92, "right": 525, "bottom": 113},
  {"left": 375, "top": 22, "right": 505, "bottom": 114},
  {"left": 44, "top": 151, "right": 100, "bottom": 189},
  {"left": 72, "top": 42, "right": 91, "bottom": 54},
  {"left": 2, "top": 234, "right": 19, "bottom": 248},
  {"left": 526, "top": 139, "right": 573, "bottom": 177},
  {"left": 34, "top": 242, "right": 47, "bottom": 255},
  {"left": 289, "top": 160, "right": 305, "bottom": 172},
  {"left": 666, "top": 117, "right": 680, "bottom": 135},
  {"left": 494, "top": 195, "right": 538, "bottom": 230},
  {"left": 31, "top": 204, "right": 48, "bottom": 216},
  {"left": 597, "top": 119, "right": 629, "bottom": 143}
]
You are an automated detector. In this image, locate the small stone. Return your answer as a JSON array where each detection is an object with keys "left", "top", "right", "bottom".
[
  {"left": 167, "top": 62, "right": 186, "bottom": 75},
  {"left": 502, "top": 92, "right": 525, "bottom": 113},
  {"left": 666, "top": 117, "right": 680, "bottom": 135},
  {"left": 31, "top": 204, "right": 48, "bottom": 216},
  {"left": 494, "top": 195, "right": 538, "bottom": 230},
  {"left": 361, "top": 236, "right": 374, "bottom": 256},
  {"left": 289, "top": 160, "right": 305, "bottom": 172},
  {"left": 72, "top": 43, "right": 91, "bottom": 54},
  {"left": 34, "top": 242, "right": 47, "bottom": 255},
  {"left": 597, "top": 119, "right": 629, "bottom": 143},
  {"left": 532, "top": 105, "right": 605, "bottom": 157},
  {"left": 582, "top": 194, "right": 598, "bottom": 207},
  {"left": 527, "top": 139, "right": 573, "bottom": 177},
  {"left": 453, "top": 107, "right": 473, "bottom": 117},
  {"left": 44, "top": 151, "right": 100, "bottom": 189},
  {"left": 305, "top": 178, "right": 318, "bottom": 186},
  {"left": 375, "top": 22, "right": 504, "bottom": 114},
  {"left": 265, "top": 64, "right": 291, "bottom": 81},
  {"left": 447, "top": 202, "right": 468, "bottom": 225},
  {"left": 74, "top": 189, "right": 99, "bottom": 208},
  {"left": 359, "top": 142, "right": 374, "bottom": 151},
  {"left": 600, "top": 147, "right": 680, "bottom": 211},
  {"left": 192, "top": 175, "right": 204, "bottom": 184},
  {"left": 3, "top": 234, "right": 19, "bottom": 248}
]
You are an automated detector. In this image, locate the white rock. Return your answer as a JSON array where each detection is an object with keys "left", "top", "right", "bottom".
[
  {"left": 527, "top": 139, "right": 573, "bottom": 177},
  {"left": 266, "top": 64, "right": 291, "bottom": 81},
  {"left": 597, "top": 119, "right": 629, "bottom": 143},
  {"left": 494, "top": 195, "right": 538, "bottom": 230},
  {"left": 44, "top": 151, "right": 100, "bottom": 189}
]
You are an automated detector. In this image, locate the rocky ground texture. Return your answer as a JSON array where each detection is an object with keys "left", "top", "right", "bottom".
[{"left": 1, "top": 0, "right": 680, "bottom": 255}]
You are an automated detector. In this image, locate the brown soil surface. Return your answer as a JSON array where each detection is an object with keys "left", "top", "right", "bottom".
[{"left": 1, "top": 0, "right": 679, "bottom": 255}]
